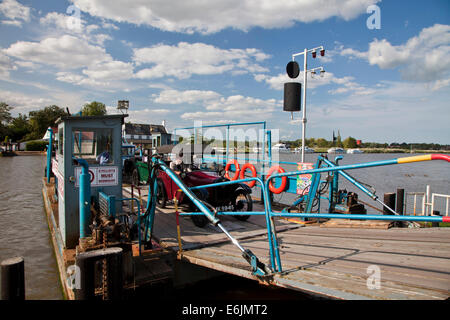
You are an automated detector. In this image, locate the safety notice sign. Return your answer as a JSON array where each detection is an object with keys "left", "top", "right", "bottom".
[
  {"left": 75, "top": 166, "right": 119, "bottom": 187},
  {"left": 296, "top": 162, "right": 314, "bottom": 195}
]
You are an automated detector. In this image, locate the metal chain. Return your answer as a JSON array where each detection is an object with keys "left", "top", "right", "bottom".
[{"left": 102, "top": 229, "right": 108, "bottom": 300}]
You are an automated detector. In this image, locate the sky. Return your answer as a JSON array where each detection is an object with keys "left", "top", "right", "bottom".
[{"left": 0, "top": 0, "right": 449, "bottom": 144}]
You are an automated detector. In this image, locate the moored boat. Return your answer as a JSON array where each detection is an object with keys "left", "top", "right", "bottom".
[
  {"left": 346, "top": 148, "right": 364, "bottom": 154},
  {"left": 327, "top": 147, "right": 345, "bottom": 154}
]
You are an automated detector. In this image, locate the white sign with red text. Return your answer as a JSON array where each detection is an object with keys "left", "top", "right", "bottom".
[
  {"left": 75, "top": 166, "right": 118, "bottom": 187},
  {"left": 52, "top": 158, "right": 64, "bottom": 200}
]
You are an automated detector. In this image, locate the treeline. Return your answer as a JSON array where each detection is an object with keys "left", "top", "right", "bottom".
[
  {"left": 0, "top": 101, "right": 106, "bottom": 143},
  {"left": 283, "top": 137, "right": 450, "bottom": 151}
]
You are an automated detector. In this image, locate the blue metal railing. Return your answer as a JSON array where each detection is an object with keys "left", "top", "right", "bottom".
[{"left": 138, "top": 154, "right": 449, "bottom": 275}]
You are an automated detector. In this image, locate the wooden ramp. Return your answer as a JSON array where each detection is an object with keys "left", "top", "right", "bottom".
[{"left": 123, "top": 186, "right": 450, "bottom": 300}]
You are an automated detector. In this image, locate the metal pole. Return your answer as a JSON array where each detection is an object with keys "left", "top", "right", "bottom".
[
  {"left": 226, "top": 125, "right": 229, "bottom": 164},
  {"left": 74, "top": 158, "right": 91, "bottom": 238},
  {"left": 301, "top": 48, "right": 307, "bottom": 163},
  {"left": 46, "top": 128, "right": 53, "bottom": 183}
]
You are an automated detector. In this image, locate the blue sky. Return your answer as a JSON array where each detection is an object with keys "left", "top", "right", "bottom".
[{"left": 0, "top": 0, "right": 449, "bottom": 143}]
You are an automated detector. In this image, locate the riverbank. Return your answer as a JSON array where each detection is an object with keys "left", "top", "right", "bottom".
[
  {"left": 3, "top": 151, "right": 46, "bottom": 156},
  {"left": 312, "top": 148, "right": 450, "bottom": 154}
]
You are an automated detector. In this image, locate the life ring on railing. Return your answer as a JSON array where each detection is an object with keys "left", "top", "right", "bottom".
[
  {"left": 240, "top": 163, "right": 257, "bottom": 188},
  {"left": 225, "top": 159, "right": 240, "bottom": 181},
  {"left": 267, "top": 166, "right": 287, "bottom": 194}
]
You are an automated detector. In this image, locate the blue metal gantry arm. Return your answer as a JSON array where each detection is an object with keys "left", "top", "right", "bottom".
[{"left": 139, "top": 155, "right": 272, "bottom": 276}]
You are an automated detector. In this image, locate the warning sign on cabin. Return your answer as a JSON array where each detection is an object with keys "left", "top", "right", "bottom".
[
  {"left": 296, "top": 163, "right": 314, "bottom": 195},
  {"left": 75, "top": 166, "right": 119, "bottom": 187}
]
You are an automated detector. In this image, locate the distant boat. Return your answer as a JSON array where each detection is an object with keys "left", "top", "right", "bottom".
[
  {"left": 327, "top": 147, "right": 345, "bottom": 154},
  {"left": 212, "top": 146, "right": 227, "bottom": 154},
  {"left": 294, "top": 146, "right": 315, "bottom": 153},
  {"left": 272, "top": 143, "right": 291, "bottom": 153},
  {"left": 346, "top": 148, "right": 364, "bottom": 154}
]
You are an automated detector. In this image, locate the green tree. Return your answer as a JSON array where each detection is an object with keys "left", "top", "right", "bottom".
[
  {"left": 82, "top": 101, "right": 107, "bottom": 116},
  {"left": 343, "top": 136, "right": 357, "bottom": 148},
  {"left": 8, "top": 113, "right": 30, "bottom": 141},
  {"left": 336, "top": 130, "right": 343, "bottom": 147},
  {"left": 0, "top": 102, "right": 12, "bottom": 141},
  {"left": 316, "top": 138, "right": 330, "bottom": 148},
  {"left": 0, "top": 102, "right": 12, "bottom": 124},
  {"left": 27, "top": 105, "right": 66, "bottom": 140}
]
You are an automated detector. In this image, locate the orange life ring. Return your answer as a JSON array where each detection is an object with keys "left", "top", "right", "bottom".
[
  {"left": 240, "top": 163, "right": 257, "bottom": 187},
  {"left": 225, "top": 159, "right": 240, "bottom": 181},
  {"left": 267, "top": 166, "right": 287, "bottom": 194}
]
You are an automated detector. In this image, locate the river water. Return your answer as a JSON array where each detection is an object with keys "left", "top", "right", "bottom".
[
  {"left": 0, "top": 153, "right": 449, "bottom": 300},
  {"left": 0, "top": 155, "right": 63, "bottom": 299},
  {"left": 270, "top": 153, "right": 450, "bottom": 214}
]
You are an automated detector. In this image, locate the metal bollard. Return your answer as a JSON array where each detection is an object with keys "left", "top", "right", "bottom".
[
  {"left": 1, "top": 256, "right": 25, "bottom": 300},
  {"left": 75, "top": 247, "right": 123, "bottom": 300}
]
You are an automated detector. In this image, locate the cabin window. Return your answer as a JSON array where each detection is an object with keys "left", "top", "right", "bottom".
[
  {"left": 72, "top": 128, "right": 113, "bottom": 164},
  {"left": 58, "top": 128, "right": 64, "bottom": 155}
]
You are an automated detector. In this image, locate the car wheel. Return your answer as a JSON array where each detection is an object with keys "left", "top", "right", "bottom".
[
  {"left": 156, "top": 179, "right": 167, "bottom": 208},
  {"left": 233, "top": 190, "right": 252, "bottom": 221},
  {"left": 191, "top": 215, "right": 209, "bottom": 228},
  {"left": 189, "top": 191, "right": 209, "bottom": 228}
]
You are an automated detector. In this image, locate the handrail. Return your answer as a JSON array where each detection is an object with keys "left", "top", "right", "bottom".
[
  {"left": 145, "top": 157, "right": 271, "bottom": 275},
  {"left": 263, "top": 154, "right": 450, "bottom": 272},
  {"left": 139, "top": 154, "right": 449, "bottom": 275}
]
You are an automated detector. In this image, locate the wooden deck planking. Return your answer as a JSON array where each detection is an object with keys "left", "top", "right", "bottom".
[
  {"left": 123, "top": 186, "right": 450, "bottom": 299},
  {"left": 179, "top": 229, "right": 450, "bottom": 299},
  {"left": 199, "top": 227, "right": 450, "bottom": 289}
]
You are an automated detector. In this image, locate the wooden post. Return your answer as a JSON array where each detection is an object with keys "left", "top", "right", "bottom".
[
  {"left": 396, "top": 188, "right": 404, "bottom": 214},
  {"left": 383, "top": 193, "right": 396, "bottom": 215},
  {"left": 432, "top": 210, "right": 440, "bottom": 228},
  {"left": 1, "top": 257, "right": 25, "bottom": 300}
]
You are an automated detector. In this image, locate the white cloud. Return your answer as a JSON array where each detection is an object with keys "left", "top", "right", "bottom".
[
  {"left": 71, "top": 0, "right": 379, "bottom": 34},
  {"left": 4, "top": 34, "right": 133, "bottom": 88},
  {"left": 154, "top": 89, "right": 221, "bottom": 104},
  {"left": 181, "top": 94, "right": 280, "bottom": 121},
  {"left": 39, "top": 12, "right": 113, "bottom": 45},
  {"left": 254, "top": 71, "right": 367, "bottom": 93},
  {"left": 0, "top": 0, "right": 30, "bottom": 27},
  {"left": 101, "top": 21, "right": 119, "bottom": 30},
  {"left": 302, "top": 79, "right": 450, "bottom": 143},
  {"left": 152, "top": 88, "right": 280, "bottom": 122},
  {"left": 4, "top": 35, "right": 111, "bottom": 69},
  {"left": 108, "top": 107, "right": 171, "bottom": 125},
  {"left": 134, "top": 42, "right": 270, "bottom": 79},
  {"left": 0, "top": 89, "right": 52, "bottom": 114},
  {"left": 0, "top": 51, "right": 16, "bottom": 77},
  {"left": 40, "top": 12, "right": 83, "bottom": 33},
  {"left": 82, "top": 60, "right": 134, "bottom": 80},
  {"left": 341, "top": 24, "right": 450, "bottom": 83}
]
